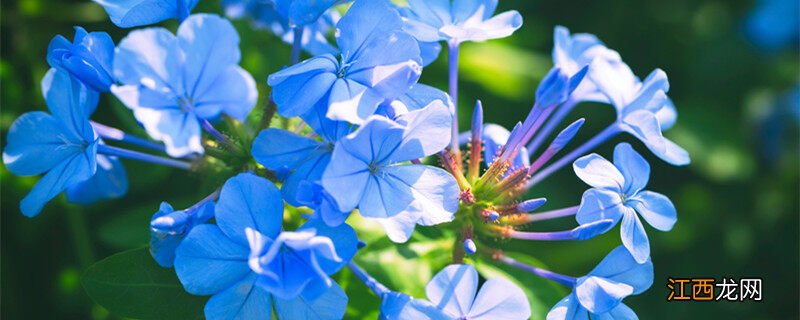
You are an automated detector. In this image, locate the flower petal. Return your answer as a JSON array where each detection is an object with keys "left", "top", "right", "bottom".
[
  {"left": 252, "top": 128, "right": 325, "bottom": 173},
  {"left": 573, "top": 153, "right": 624, "bottom": 191},
  {"left": 114, "top": 27, "right": 183, "bottom": 94},
  {"left": 630, "top": 190, "right": 677, "bottom": 232},
  {"left": 620, "top": 211, "right": 650, "bottom": 264},
  {"left": 547, "top": 293, "right": 590, "bottom": 320},
  {"left": 193, "top": 66, "right": 257, "bottom": 121},
  {"left": 574, "top": 276, "right": 633, "bottom": 314},
  {"left": 426, "top": 264, "right": 479, "bottom": 318},
  {"left": 20, "top": 149, "right": 96, "bottom": 217},
  {"left": 335, "top": 0, "right": 404, "bottom": 60},
  {"left": 297, "top": 219, "right": 359, "bottom": 275},
  {"left": 445, "top": 10, "right": 522, "bottom": 43},
  {"left": 380, "top": 291, "right": 452, "bottom": 320},
  {"left": 467, "top": 277, "right": 531, "bottom": 320},
  {"left": 621, "top": 109, "right": 690, "bottom": 166},
  {"left": 613, "top": 143, "right": 650, "bottom": 196},
  {"left": 362, "top": 164, "right": 458, "bottom": 222},
  {"left": 3, "top": 112, "right": 81, "bottom": 176},
  {"left": 588, "top": 245, "right": 653, "bottom": 295},
  {"left": 215, "top": 173, "right": 284, "bottom": 244},
  {"left": 93, "top": 0, "right": 199, "bottom": 28},
  {"left": 593, "top": 303, "right": 638, "bottom": 320},
  {"left": 65, "top": 154, "right": 128, "bottom": 204},
  {"left": 174, "top": 224, "right": 251, "bottom": 295},
  {"left": 204, "top": 274, "right": 273, "bottom": 320},
  {"left": 326, "top": 78, "right": 387, "bottom": 124},
  {"left": 274, "top": 281, "right": 347, "bottom": 320},
  {"left": 129, "top": 106, "right": 203, "bottom": 157},
  {"left": 42, "top": 68, "right": 96, "bottom": 142},
  {"left": 388, "top": 101, "right": 452, "bottom": 161}
]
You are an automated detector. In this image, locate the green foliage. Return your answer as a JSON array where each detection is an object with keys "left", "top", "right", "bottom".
[{"left": 81, "top": 247, "right": 207, "bottom": 320}]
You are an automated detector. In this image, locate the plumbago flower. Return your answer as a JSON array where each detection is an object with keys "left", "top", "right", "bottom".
[
  {"left": 223, "top": 0, "right": 341, "bottom": 56},
  {"left": 47, "top": 27, "right": 115, "bottom": 92},
  {"left": 252, "top": 104, "right": 351, "bottom": 207},
  {"left": 149, "top": 193, "right": 216, "bottom": 267},
  {"left": 502, "top": 246, "right": 653, "bottom": 320},
  {"left": 93, "top": 0, "right": 199, "bottom": 27},
  {"left": 574, "top": 143, "right": 677, "bottom": 263},
  {"left": 3, "top": 69, "right": 126, "bottom": 217},
  {"left": 322, "top": 103, "right": 459, "bottom": 242},
  {"left": 174, "top": 173, "right": 358, "bottom": 319},
  {"left": 112, "top": 14, "right": 258, "bottom": 157},
  {"left": 268, "top": 0, "right": 423, "bottom": 124},
  {"left": 349, "top": 263, "right": 531, "bottom": 320},
  {"left": 401, "top": 0, "right": 523, "bottom": 46}
]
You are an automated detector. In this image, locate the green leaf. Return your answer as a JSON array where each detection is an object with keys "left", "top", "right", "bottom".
[
  {"left": 81, "top": 247, "right": 207, "bottom": 320},
  {"left": 474, "top": 253, "right": 569, "bottom": 320}
]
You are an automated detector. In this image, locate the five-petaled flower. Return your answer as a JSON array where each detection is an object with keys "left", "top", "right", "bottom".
[
  {"left": 268, "top": 0, "right": 422, "bottom": 125},
  {"left": 322, "top": 102, "right": 459, "bottom": 242},
  {"left": 547, "top": 245, "right": 653, "bottom": 320},
  {"left": 380, "top": 264, "right": 531, "bottom": 319},
  {"left": 112, "top": 14, "right": 258, "bottom": 157},
  {"left": 574, "top": 143, "right": 678, "bottom": 263},
  {"left": 401, "top": 0, "right": 523, "bottom": 46},
  {"left": 3, "top": 69, "right": 127, "bottom": 217},
  {"left": 174, "top": 172, "right": 358, "bottom": 319}
]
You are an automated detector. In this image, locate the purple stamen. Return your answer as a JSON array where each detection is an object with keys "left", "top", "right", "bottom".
[
  {"left": 528, "top": 124, "right": 620, "bottom": 187},
  {"left": 526, "top": 99, "right": 579, "bottom": 153},
  {"left": 528, "top": 118, "right": 585, "bottom": 175}
]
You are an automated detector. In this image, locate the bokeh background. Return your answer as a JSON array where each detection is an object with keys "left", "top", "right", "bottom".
[{"left": 2, "top": 0, "right": 798, "bottom": 319}]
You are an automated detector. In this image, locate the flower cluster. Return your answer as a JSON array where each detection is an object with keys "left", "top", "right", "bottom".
[{"left": 4, "top": 0, "right": 689, "bottom": 319}]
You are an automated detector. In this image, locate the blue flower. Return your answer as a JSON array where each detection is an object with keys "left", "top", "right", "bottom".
[
  {"left": 295, "top": 181, "right": 350, "bottom": 227},
  {"left": 322, "top": 103, "right": 459, "bottom": 242},
  {"left": 381, "top": 264, "right": 531, "bottom": 320},
  {"left": 47, "top": 27, "right": 115, "bottom": 92},
  {"left": 547, "top": 246, "right": 653, "bottom": 320},
  {"left": 93, "top": 0, "right": 198, "bottom": 28},
  {"left": 272, "top": 0, "right": 344, "bottom": 28},
  {"left": 552, "top": 26, "right": 627, "bottom": 104},
  {"left": 252, "top": 104, "right": 352, "bottom": 207},
  {"left": 222, "top": 0, "right": 340, "bottom": 56},
  {"left": 174, "top": 172, "right": 358, "bottom": 319},
  {"left": 587, "top": 61, "right": 689, "bottom": 165},
  {"left": 573, "top": 143, "right": 678, "bottom": 263},
  {"left": 3, "top": 69, "right": 104, "bottom": 217},
  {"left": 64, "top": 152, "right": 128, "bottom": 205},
  {"left": 393, "top": 6, "right": 442, "bottom": 66},
  {"left": 745, "top": 0, "right": 800, "bottom": 50},
  {"left": 150, "top": 200, "right": 215, "bottom": 267},
  {"left": 268, "top": 0, "right": 422, "bottom": 124},
  {"left": 401, "top": 0, "right": 523, "bottom": 45},
  {"left": 112, "top": 14, "right": 258, "bottom": 157},
  {"left": 375, "top": 83, "right": 452, "bottom": 120}
]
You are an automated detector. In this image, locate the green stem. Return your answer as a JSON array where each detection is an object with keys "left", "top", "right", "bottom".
[{"left": 67, "top": 208, "right": 95, "bottom": 269}]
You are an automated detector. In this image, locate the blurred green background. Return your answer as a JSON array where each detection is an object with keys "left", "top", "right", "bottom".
[{"left": 2, "top": 0, "right": 798, "bottom": 319}]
